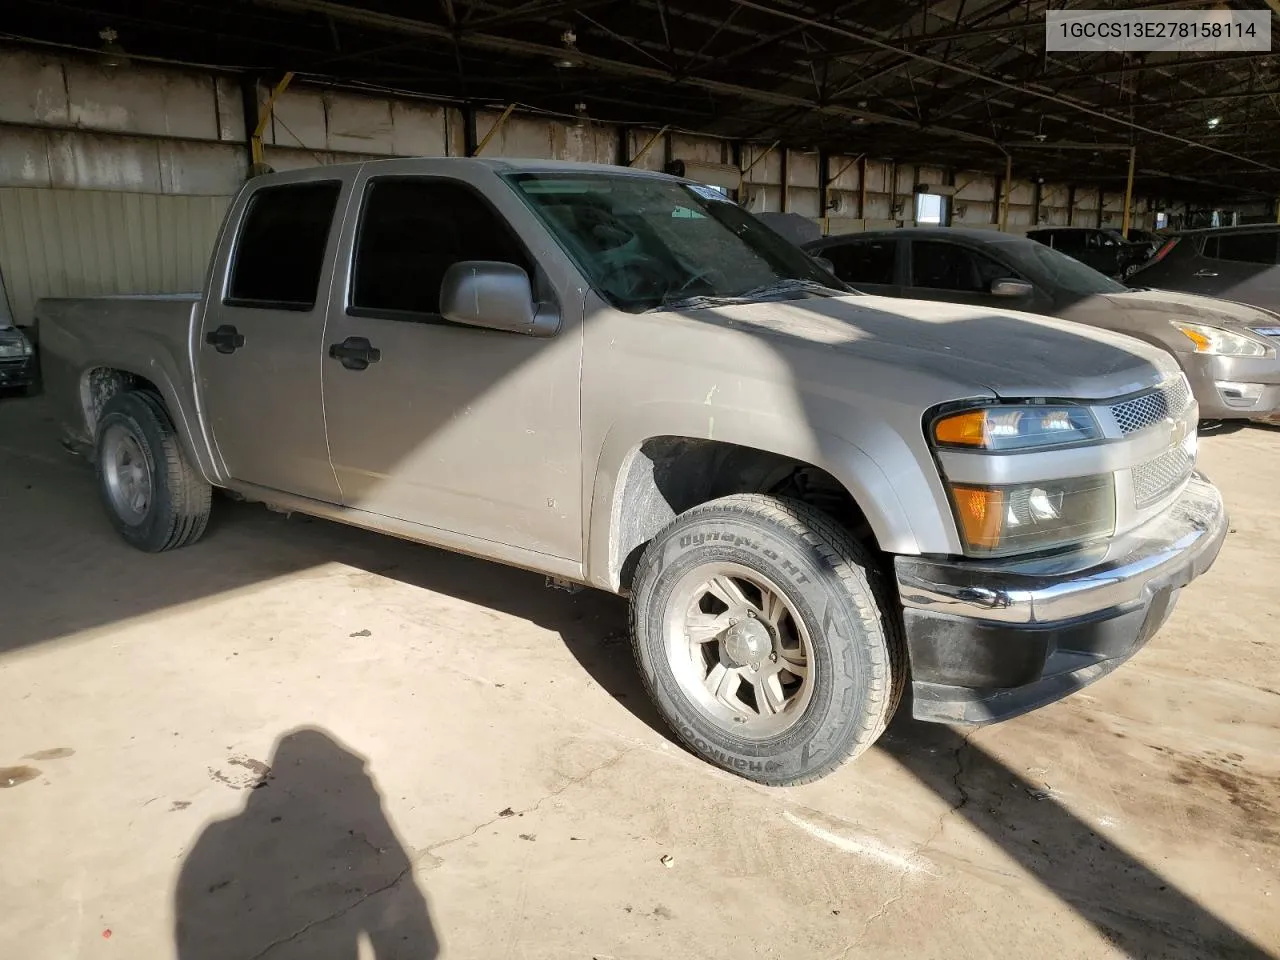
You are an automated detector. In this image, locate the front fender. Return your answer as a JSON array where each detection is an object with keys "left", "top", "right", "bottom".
[{"left": 583, "top": 399, "right": 933, "bottom": 592}]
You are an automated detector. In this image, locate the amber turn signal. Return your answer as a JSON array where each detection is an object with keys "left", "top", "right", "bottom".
[
  {"left": 950, "top": 485, "right": 1004, "bottom": 550},
  {"left": 933, "top": 410, "right": 989, "bottom": 447}
]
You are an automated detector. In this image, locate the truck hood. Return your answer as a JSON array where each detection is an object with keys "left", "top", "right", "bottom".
[
  {"left": 1100, "top": 287, "right": 1280, "bottom": 332},
  {"left": 700, "top": 294, "right": 1173, "bottom": 400}
]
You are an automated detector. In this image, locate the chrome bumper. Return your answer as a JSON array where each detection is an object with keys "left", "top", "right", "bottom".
[{"left": 894, "top": 474, "right": 1227, "bottom": 723}]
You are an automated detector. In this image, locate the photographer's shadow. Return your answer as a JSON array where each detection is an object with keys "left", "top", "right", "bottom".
[{"left": 175, "top": 727, "right": 438, "bottom": 960}]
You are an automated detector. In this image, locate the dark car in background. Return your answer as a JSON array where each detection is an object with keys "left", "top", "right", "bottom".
[
  {"left": 0, "top": 322, "right": 37, "bottom": 394},
  {"left": 1026, "top": 226, "right": 1151, "bottom": 279},
  {"left": 1129, "top": 225, "right": 1280, "bottom": 317},
  {"left": 1125, "top": 227, "right": 1164, "bottom": 260},
  {"left": 807, "top": 227, "right": 1280, "bottom": 420}
]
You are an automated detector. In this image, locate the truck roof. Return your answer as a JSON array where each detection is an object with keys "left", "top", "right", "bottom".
[{"left": 260, "top": 156, "right": 676, "bottom": 180}]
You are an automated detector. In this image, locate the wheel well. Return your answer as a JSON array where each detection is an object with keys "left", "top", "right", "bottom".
[
  {"left": 81, "top": 368, "right": 160, "bottom": 440},
  {"left": 611, "top": 437, "right": 872, "bottom": 591}
]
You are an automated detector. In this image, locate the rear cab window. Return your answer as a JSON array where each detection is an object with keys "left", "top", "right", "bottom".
[{"left": 226, "top": 181, "right": 342, "bottom": 310}]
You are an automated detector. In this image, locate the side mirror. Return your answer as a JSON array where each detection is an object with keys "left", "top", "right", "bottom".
[
  {"left": 440, "top": 261, "right": 559, "bottom": 336},
  {"left": 991, "top": 278, "right": 1034, "bottom": 298}
]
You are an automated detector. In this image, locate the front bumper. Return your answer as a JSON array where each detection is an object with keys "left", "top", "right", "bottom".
[
  {"left": 0, "top": 356, "right": 36, "bottom": 389},
  {"left": 1178, "top": 352, "right": 1280, "bottom": 420},
  {"left": 894, "top": 474, "right": 1227, "bottom": 724}
]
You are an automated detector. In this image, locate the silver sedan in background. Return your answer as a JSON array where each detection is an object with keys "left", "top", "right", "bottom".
[{"left": 807, "top": 227, "right": 1280, "bottom": 421}]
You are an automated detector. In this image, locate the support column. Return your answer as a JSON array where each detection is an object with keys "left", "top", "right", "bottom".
[{"left": 1121, "top": 146, "right": 1136, "bottom": 237}]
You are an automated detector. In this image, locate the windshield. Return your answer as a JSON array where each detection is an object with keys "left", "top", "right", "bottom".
[
  {"left": 1009, "top": 240, "right": 1126, "bottom": 296},
  {"left": 505, "top": 172, "right": 844, "bottom": 312}
]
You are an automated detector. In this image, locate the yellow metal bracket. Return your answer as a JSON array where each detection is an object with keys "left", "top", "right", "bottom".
[
  {"left": 473, "top": 104, "right": 516, "bottom": 156},
  {"left": 251, "top": 72, "right": 295, "bottom": 170},
  {"left": 739, "top": 140, "right": 780, "bottom": 186},
  {"left": 628, "top": 125, "right": 669, "bottom": 166}
]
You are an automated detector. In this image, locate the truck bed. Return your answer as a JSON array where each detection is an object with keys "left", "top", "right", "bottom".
[{"left": 36, "top": 293, "right": 207, "bottom": 463}]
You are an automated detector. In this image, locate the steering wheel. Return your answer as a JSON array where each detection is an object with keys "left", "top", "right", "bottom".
[
  {"left": 603, "top": 254, "right": 673, "bottom": 301},
  {"left": 666, "top": 267, "right": 726, "bottom": 299}
]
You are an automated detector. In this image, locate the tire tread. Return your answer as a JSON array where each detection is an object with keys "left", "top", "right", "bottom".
[{"left": 630, "top": 493, "right": 907, "bottom": 785}]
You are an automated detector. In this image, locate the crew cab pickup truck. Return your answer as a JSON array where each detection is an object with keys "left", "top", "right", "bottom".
[{"left": 38, "top": 159, "right": 1227, "bottom": 785}]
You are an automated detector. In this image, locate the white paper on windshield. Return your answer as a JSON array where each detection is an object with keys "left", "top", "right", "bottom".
[{"left": 688, "top": 184, "right": 731, "bottom": 202}]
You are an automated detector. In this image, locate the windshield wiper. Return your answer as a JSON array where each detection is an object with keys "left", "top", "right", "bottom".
[
  {"left": 652, "top": 278, "right": 843, "bottom": 312},
  {"left": 737, "top": 278, "right": 840, "bottom": 299},
  {"left": 652, "top": 293, "right": 746, "bottom": 312}
]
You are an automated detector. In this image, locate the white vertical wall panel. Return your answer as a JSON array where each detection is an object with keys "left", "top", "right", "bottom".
[
  {"left": 0, "top": 50, "right": 69, "bottom": 125},
  {"left": 65, "top": 60, "right": 221, "bottom": 140},
  {"left": 0, "top": 188, "right": 229, "bottom": 326},
  {"left": 670, "top": 133, "right": 723, "bottom": 165}
]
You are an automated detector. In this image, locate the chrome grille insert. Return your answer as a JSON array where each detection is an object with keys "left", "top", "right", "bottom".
[
  {"left": 1111, "top": 377, "right": 1192, "bottom": 435},
  {"left": 1133, "top": 445, "right": 1194, "bottom": 508}
]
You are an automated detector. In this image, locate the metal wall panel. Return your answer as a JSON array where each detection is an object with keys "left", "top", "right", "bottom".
[{"left": 0, "top": 188, "right": 230, "bottom": 326}]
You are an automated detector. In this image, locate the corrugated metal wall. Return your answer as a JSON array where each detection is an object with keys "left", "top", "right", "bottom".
[{"left": 0, "top": 188, "right": 229, "bottom": 326}]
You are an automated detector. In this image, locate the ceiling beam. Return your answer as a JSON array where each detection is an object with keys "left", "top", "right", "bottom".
[{"left": 725, "top": 0, "right": 1280, "bottom": 174}]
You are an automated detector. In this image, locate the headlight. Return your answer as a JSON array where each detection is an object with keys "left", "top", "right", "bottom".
[
  {"left": 1172, "top": 321, "right": 1268, "bottom": 357},
  {"left": 0, "top": 330, "right": 32, "bottom": 358},
  {"left": 949, "top": 475, "right": 1116, "bottom": 557},
  {"left": 932, "top": 403, "right": 1101, "bottom": 451}
]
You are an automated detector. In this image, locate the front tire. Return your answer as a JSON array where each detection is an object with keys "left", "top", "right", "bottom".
[
  {"left": 95, "top": 391, "right": 212, "bottom": 552},
  {"left": 629, "top": 494, "right": 905, "bottom": 785}
]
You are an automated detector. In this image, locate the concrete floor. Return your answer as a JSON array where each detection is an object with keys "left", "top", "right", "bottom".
[{"left": 0, "top": 394, "right": 1277, "bottom": 960}]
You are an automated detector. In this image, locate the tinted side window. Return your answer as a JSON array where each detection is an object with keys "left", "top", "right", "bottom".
[
  {"left": 227, "top": 182, "right": 341, "bottom": 309},
  {"left": 825, "top": 240, "right": 896, "bottom": 285},
  {"left": 1053, "top": 232, "right": 1085, "bottom": 254},
  {"left": 1212, "top": 232, "right": 1278, "bottom": 265},
  {"left": 911, "top": 241, "right": 1010, "bottom": 292},
  {"left": 351, "top": 178, "right": 531, "bottom": 317}
]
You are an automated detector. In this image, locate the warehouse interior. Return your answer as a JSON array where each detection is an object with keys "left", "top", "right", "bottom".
[
  {"left": 5, "top": 0, "right": 1280, "bottom": 324},
  {"left": 1, "top": 3, "right": 1279, "bottom": 959}
]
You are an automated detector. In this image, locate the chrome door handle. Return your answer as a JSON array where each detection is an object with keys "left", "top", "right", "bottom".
[{"left": 1193, "top": 269, "right": 1219, "bottom": 278}]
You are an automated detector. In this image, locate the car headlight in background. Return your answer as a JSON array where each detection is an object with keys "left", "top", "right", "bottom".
[
  {"left": 0, "top": 328, "right": 33, "bottom": 359},
  {"left": 947, "top": 475, "right": 1116, "bottom": 557},
  {"left": 932, "top": 403, "right": 1101, "bottom": 451},
  {"left": 1171, "top": 321, "right": 1268, "bottom": 357}
]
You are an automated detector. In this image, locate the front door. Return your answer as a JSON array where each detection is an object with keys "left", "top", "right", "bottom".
[
  {"left": 321, "top": 169, "right": 583, "bottom": 561},
  {"left": 197, "top": 177, "right": 348, "bottom": 502},
  {"left": 905, "top": 239, "right": 1038, "bottom": 311}
]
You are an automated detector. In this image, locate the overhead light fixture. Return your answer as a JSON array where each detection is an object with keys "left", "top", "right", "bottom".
[
  {"left": 1207, "top": 117, "right": 1221, "bottom": 128},
  {"left": 553, "top": 29, "right": 584, "bottom": 69},
  {"left": 98, "top": 27, "right": 130, "bottom": 68}
]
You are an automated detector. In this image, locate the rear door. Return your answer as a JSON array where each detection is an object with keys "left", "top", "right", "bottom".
[
  {"left": 320, "top": 165, "right": 584, "bottom": 560},
  {"left": 197, "top": 175, "right": 350, "bottom": 502},
  {"left": 904, "top": 238, "right": 1038, "bottom": 310},
  {"left": 1183, "top": 231, "right": 1280, "bottom": 307},
  {"left": 819, "top": 237, "right": 901, "bottom": 295}
]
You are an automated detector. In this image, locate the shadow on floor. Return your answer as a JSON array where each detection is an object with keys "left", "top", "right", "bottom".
[
  {"left": 175, "top": 727, "right": 438, "bottom": 960},
  {"left": 4, "top": 398, "right": 1272, "bottom": 959},
  {"left": 876, "top": 711, "right": 1274, "bottom": 960}
]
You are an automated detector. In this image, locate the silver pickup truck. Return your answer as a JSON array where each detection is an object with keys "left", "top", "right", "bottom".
[{"left": 37, "top": 158, "right": 1227, "bottom": 785}]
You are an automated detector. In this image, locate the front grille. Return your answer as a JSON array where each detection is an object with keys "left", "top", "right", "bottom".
[
  {"left": 1111, "top": 377, "right": 1192, "bottom": 435},
  {"left": 1132, "top": 445, "right": 1194, "bottom": 508}
]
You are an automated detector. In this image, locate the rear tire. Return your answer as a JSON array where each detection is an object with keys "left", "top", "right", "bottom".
[
  {"left": 629, "top": 494, "right": 905, "bottom": 785},
  {"left": 94, "top": 391, "right": 212, "bottom": 552}
]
